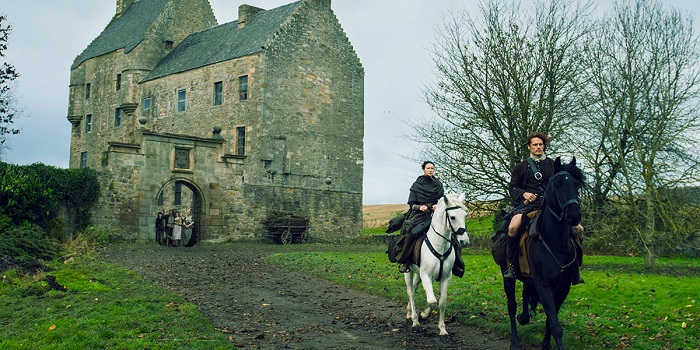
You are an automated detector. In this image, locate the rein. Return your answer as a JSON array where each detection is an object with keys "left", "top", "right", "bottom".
[{"left": 425, "top": 196, "right": 466, "bottom": 281}]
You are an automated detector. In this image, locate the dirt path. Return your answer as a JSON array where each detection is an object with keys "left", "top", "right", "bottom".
[{"left": 98, "top": 242, "right": 515, "bottom": 349}]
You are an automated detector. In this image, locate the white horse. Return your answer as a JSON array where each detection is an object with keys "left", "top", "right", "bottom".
[{"left": 404, "top": 193, "right": 470, "bottom": 335}]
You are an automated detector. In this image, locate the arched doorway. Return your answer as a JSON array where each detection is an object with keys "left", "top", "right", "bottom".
[{"left": 155, "top": 179, "right": 205, "bottom": 245}]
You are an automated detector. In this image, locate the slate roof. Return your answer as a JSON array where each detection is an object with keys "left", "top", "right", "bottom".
[
  {"left": 141, "top": 1, "right": 301, "bottom": 82},
  {"left": 71, "top": 0, "right": 169, "bottom": 70}
]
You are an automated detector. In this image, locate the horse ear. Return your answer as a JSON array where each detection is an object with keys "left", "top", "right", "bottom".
[
  {"left": 554, "top": 156, "right": 562, "bottom": 168},
  {"left": 458, "top": 193, "right": 466, "bottom": 203},
  {"left": 570, "top": 156, "right": 577, "bottom": 166}
]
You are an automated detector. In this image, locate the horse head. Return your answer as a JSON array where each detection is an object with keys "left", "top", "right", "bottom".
[
  {"left": 436, "top": 193, "right": 470, "bottom": 248},
  {"left": 547, "top": 156, "right": 585, "bottom": 227}
]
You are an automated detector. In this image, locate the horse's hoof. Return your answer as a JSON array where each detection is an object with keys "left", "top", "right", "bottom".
[
  {"left": 439, "top": 330, "right": 449, "bottom": 336},
  {"left": 517, "top": 313, "right": 530, "bottom": 326}
]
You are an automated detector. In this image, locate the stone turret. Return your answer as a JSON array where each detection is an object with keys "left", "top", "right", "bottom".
[
  {"left": 116, "top": 0, "right": 137, "bottom": 16},
  {"left": 238, "top": 5, "right": 265, "bottom": 28}
]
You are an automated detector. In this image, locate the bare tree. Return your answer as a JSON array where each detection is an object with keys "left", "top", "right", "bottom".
[
  {"left": 579, "top": 0, "right": 700, "bottom": 266},
  {"left": 0, "top": 15, "right": 20, "bottom": 154},
  {"left": 413, "top": 0, "right": 592, "bottom": 207}
]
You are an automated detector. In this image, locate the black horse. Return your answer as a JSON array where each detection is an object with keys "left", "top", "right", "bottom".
[{"left": 492, "top": 156, "right": 584, "bottom": 350}]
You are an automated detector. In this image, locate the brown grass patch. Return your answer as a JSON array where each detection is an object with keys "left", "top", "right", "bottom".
[{"left": 362, "top": 204, "right": 407, "bottom": 229}]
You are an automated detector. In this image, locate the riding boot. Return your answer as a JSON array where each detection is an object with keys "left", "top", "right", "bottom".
[
  {"left": 503, "top": 235, "right": 519, "bottom": 279},
  {"left": 399, "top": 262, "right": 411, "bottom": 273}
]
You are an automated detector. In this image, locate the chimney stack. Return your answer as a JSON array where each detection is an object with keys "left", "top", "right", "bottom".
[
  {"left": 116, "top": 0, "right": 137, "bottom": 17},
  {"left": 238, "top": 5, "right": 265, "bottom": 29}
]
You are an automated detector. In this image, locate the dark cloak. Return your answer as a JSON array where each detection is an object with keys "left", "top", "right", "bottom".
[{"left": 407, "top": 175, "right": 444, "bottom": 206}]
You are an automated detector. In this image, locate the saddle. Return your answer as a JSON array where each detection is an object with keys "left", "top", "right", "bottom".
[
  {"left": 492, "top": 209, "right": 584, "bottom": 278},
  {"left": 410, "top": 235, "right": 425, "bottom": 265}
]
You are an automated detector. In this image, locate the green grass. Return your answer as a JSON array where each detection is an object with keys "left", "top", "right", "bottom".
[
  {"left": 267, "top": 245, "right": 700, "bottom": 350},
  {"left": 0, "top": 256, "right": 232, "bottom": 350}
]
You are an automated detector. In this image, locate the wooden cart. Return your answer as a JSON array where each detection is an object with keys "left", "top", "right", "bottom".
[{"left": 263, "top": 212, "right": 310, "bottom": 244}]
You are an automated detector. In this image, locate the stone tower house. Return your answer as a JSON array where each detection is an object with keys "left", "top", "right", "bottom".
[{"left": 66, "top": 0, "right": 364, "bottom": 241}]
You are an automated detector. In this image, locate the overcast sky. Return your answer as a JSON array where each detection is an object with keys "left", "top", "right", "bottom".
[{"left": 1, "top": 0, "right": 699, "bottom": 204}]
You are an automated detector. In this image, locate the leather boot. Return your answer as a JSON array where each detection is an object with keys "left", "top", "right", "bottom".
[
  {"left": 399, "top": 262, "right": 411, "bottom": 273},
  {"left": 503, "top": 235, "right": 519, "bottom": 279}
]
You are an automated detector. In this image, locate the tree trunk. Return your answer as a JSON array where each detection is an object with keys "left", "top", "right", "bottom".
[{"left": 643, "top": 195, "right": 655, "bottom": 268}]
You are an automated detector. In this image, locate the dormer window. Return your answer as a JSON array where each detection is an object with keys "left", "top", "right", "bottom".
[{"left": 165, "top": 40, "right": 174, "bottom": 49}]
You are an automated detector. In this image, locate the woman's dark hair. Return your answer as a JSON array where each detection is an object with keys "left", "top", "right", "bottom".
[{"left": 421, "top": 161, "right": 435, "bottom": 169}]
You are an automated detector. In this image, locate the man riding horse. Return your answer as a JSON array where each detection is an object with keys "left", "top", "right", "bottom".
[{"left": 502, "top": 132, "right": 584, "bottom": 284}]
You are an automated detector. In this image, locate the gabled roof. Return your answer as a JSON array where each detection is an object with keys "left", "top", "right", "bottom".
[
  {"left": 142, "top": 2, "right": 301, "bottom": 82},
  {"left": 71, "top": 0, "right": 169, "bottom": 70}
]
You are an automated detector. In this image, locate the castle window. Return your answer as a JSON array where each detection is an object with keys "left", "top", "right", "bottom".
[
  {"left": 80, "top": 152, "right": 88, "bottom": 167},
  {"left": 157, "top": 191, "right": 164, "bottom": 206},
  {"left": 143, "top": 98, "right": 151, "bottom": 111},
  {"left": 85, "top": 114, "right": 92, "bottom": 133},
  {"left": 174, "top": 182, "right": 182, "bottom": 205},
  {"left": 177, "top": 88, "right": 186, "bottom": 112},
  {"left": 213, "top": 81, "right": 223, "bottom": 106},
  {"left": 239, "top": 75, "right": 248, "bottom": 101},
  {"left": 165, "top": 40, "right": 174, "bottom": 49},
  {"left": 116, "top": 74, "right": 122, "bottom": 91},
  {"left": 85, "top": 83, "right": 91, "bottom": 99},
  {"left": 236, "top": 126, "right": 246, "bottom": 156},
  {"left": 114, "top": 108, "right": 122, "bottom": 127}
]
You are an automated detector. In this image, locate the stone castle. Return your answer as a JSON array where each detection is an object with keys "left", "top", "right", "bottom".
[{"left": 66, "top": 0, "right": 364, "bottom": 241}]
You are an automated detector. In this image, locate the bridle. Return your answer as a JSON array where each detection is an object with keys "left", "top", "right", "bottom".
[
  {"left": 425, "top": 195, "right": 467, "bottom": 280},
  {"left": 538, "top": 171, "right": 580, "bottom": 273},
  {"left": 544, "top": 171, "right": 580, "bottom": 222}
]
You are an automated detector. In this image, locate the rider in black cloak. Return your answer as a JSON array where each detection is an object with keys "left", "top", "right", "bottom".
[{"left": 394, "top": 161, "right": 465, "bottom": 277}]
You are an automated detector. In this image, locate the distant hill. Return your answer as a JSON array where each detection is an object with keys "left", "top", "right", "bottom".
[{"left": 362, "top": 204, "right": 407, "bottom": 230}]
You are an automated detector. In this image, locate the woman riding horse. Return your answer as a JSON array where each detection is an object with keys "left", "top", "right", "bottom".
[{"left": 394, "top": 161, "right": 465, "bottom": 277}]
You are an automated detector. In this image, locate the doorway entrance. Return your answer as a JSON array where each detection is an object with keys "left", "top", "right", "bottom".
[{"left": 156, "top": 179, "right": 205, "bottom": 244}]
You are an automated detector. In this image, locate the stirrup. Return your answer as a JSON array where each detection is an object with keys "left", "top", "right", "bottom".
[
  {"left": 399, "top": 262, "right": 410, "bottom": 273},
  {"left": 503, "top": 264, "right": 516, "bottom": 279}
]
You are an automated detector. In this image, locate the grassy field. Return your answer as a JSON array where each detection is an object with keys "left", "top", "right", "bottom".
[
  {"left": 0, "top": 256, "right": 232, "bottom": 349},
  {"left": 2, "top": 204, "right": 698, "bottom": 349},
  {"left": 267, "top": 246, "right": 700, "bottom": 350}
]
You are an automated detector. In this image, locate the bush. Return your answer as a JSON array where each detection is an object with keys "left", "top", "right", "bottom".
[
  {"left": 0, "top": 162, "right": 100, "bottom": 236},
  {"left": 63, "top": 226, "right": 127, "bottom": 257},
  {"left": 0, "top": 225, "right": 60, "bottom": 263},
  {"left": 0, "top": 164, "right": 57, "bottom": 227}
]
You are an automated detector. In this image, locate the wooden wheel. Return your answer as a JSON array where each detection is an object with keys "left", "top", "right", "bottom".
[
  {"left": 281, "top": 228, "right": 293, "bottom": 245},
  {"left": 299, "top": 231, "right": 309, "bottom": 244}
]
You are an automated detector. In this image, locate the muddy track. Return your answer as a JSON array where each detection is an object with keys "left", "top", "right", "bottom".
[{"left": 98, "top": 242, "right": 515, "bottom": 349}]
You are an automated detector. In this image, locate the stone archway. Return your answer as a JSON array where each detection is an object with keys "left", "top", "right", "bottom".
[{"left": 155, "top": 179, "right": 205, "bottom": 244}]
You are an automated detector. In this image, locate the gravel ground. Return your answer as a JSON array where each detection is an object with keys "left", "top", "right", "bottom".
[{"left": 98, "top": 242, "right": 517, "bottom": 349}]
